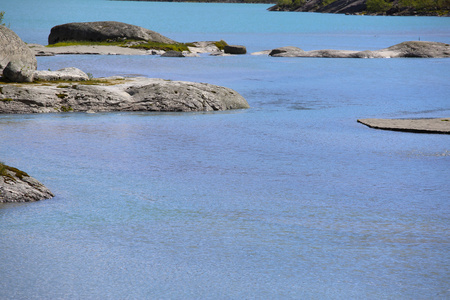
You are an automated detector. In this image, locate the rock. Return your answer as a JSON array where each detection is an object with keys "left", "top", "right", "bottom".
[
  {"left": 224, "top": 45, "right": 247, "bottom": 55},
  {"left": 3, "top": 60, "right": 35, "bottom": 82},
  {"left": 0, "top": 162, "right": 54, "bottom": 203},
  {"left": 358, "top": 118, "right": 450, "bottom": 134},
  {"left": 160, "top": 50, "right": 185, "bottom": 57},
  {"left": 0, "top": 25, "right": 37, "bottom": 82},
  {"left": 382, "top": 41, "right": 450, "bottom": 58},
  {"left": 48, "top": 21, "right": 177, "bottom": 45},
  {"left": 269, "top": 0, "right": 366, "bottom": 13},
  {"left": 269, "top": 41, "right": 450, "bottom": 58},
  {"left": 33, "top": 67, "right": 89, "bottom": 81},
  {"left": 126, "top": 80, "right": 249, "bottom": 111},
  {"left": 269, "top": 46, "right": 306, "bottom": 57},
  {"left": 0, "top": 77, "right": 250, "bottom": 113}
]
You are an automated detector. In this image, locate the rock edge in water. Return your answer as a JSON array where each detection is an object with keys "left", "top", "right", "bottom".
[
  {"left": 357, "top": 118, "right": 450, "bottom": 134},
  {"left": 0, "top": 163, "right": 54, "bottom": 203},
  {"left": 0, "top": 76, "right": 250, "bottom": 113},
  {"left": 269, "top": 41, "right": 450, "bottom": 58}
]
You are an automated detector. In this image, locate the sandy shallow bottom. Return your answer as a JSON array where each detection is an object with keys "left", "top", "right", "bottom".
[{"left": 358, "top": 118, "right": 450, "bottom": 134}]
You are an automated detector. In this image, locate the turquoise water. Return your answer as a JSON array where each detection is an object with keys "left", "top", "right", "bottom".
[{"left": 1, "top": 1, "right": 450, "bottom": 299}]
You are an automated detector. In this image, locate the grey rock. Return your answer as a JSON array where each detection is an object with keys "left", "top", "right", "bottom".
[
  {"left": 269, "top": 41, "right": 450, "bottom": 58},
  {"left": 0, "top": 25, "right": 37, "bottom": 82},
  {"left": 0, "top": 163, "right": 54, "bottom": 203},
  {"left": 33, "top": 67, "right": 89, "bottom": 81},
  {"left": 0, "top": 77, "right": 250, "bottom": 113},
  {"left": 3, "top": 60, "right": 35, "bottom": 82},
  {"left": 224, "top": 45, "right": 247, "bottom": 55},
  {"left": 160, "top": 50, "right": 185, "bottom": 57},
  {"left": 48, "top": 21, "right": 177, "bottom": 45},
  {"left": 269, "top": 46, "right": 306, "bottom": 57}
]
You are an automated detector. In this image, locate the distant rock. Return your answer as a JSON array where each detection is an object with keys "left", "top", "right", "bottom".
[
  {"left": 269, "top": 41, "right": 450, "bottom": 58},
  {"left": 0, "top": 77, "right": 250, "bottom": 113},
  {"left": 160, "top": 50, "right": 185, "bottom": 57},
  {"left": 358, "top": 118, "right": 450, "bottom": 134},
  {"left": 268, "top": 0, "right": 450, "bottom": 16},
  {"left": 48, "top": 21, "right": 177, "bottom": 45},
  {"left": 34, "top": 67, "right": 89, "bottom": 81},
  {"left": 0, "top": 162, "right": 54, "bottom": 203},
  {"left": 224, "top": 45, "right": 247, "bottom": 55},
  {"left": 0, "top": 25, "right": 37, "bottom": 82}
]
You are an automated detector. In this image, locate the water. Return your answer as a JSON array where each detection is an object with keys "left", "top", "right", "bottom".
[{"left": 1, "top": 1, "right": 450, "bottom": 299}]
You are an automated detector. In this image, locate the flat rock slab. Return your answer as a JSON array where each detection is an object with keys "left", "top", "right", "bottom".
[
  {"left": 0, "top": 77, "right": 250, "bottom": 113},
  {"left": 358, "top": 118, "right": 450, "bottom": 134}
]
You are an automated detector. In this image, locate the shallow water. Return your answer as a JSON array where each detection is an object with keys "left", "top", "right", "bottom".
[{"left": 1, "top": 1, "right": 450, "bottom": 299}]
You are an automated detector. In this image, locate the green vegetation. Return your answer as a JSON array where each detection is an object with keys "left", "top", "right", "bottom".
[
  {"left": 213, "top": 40, "right": 228, "bottom": 50},
  {"left": 367, "top": 0, "right": 392, "bottom": 12},
  {"left": 0, "top": 98, "right": 13, "bottom": 101},
  {"left": 275, "top": 0, "right": 304, "bottom": 9},
  {"left": 321, "top": 0, "right": 337, "bottom": 6},
  {"left": 128, "top": 41, "right": 194, "bottom": 52},
  {"left": 0, "top": 11, "right": 6, "bottom": 26},
  {"left": 0, "top": 162, "right": 29, "bottom": 182},
  {"left": 56, "top": 93, "right": 68, "bottom": 99},
  {"left": 60, "top": 105, "right": 73, "bottom": 112},
  {"left": 399, "top": 0, "right": 450, "bottom": 12}
]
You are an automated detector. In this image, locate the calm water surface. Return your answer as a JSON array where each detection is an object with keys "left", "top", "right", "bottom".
[{"left": 1, "top": 0, "right": 449, "bottom": 299}]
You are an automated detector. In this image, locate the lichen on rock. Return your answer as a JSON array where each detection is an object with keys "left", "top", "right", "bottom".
[{"left": 0, "top": 162, "right": 54, "bottom": 203}]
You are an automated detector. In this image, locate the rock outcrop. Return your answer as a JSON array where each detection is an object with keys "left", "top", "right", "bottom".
[
  {"left": 33, "top": 67, "right": 89, "bottom": 81},
  {"left": 0, "top": 25, "right": 37, "bottom": 82},
  {"left": 270, "top": 0, "right": 366, "bottom": 14},
  {"left": 269, "top": 41, "right": 450, "bottom": 58},
  {"left": 48, "top": 21, "right": 177, "bottom": 45},
  {"left": 0, "top": 162, "right": 54, "bottom": 203},
  {"left": 268, "top": 0, "right": 450, "bottom": 16},
  {"left": 358, "top": 118, "right": 450, "bottom": 134},
  {"left": 0, "top": 77, "right": 250, "bottom": 113},
  {"left": 224, "top": 45, "right": 247, "bottom": 55}
]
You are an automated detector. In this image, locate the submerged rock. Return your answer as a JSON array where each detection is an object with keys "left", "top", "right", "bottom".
[
  {"left": 0, "top": 25, "right": 37, "bottom": 82},
  {"left": 269, "top": 41, "right": 450, "bottom": 58},
  {"left": 48, "top": 21, "right": 177, "bottom": 45},
  {"left": 0, "top": 163, "right": 54, "bottom": 203},
  {"left": 0, "top": 77, "right": 250, "bottom": 113}
]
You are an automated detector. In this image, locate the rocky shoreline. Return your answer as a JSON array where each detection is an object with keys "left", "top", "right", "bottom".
[
  {"left": 0, "top": 162, "right": 54, "bottom": 203},
  {"left": 358, "top": 118, "right": 450, "bottom": 134}
]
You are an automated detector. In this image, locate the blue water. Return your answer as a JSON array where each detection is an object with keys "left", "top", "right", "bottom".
[{"left": 1, "top": 1, "right": 450, "bottom": 299}]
